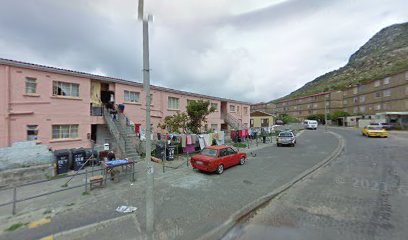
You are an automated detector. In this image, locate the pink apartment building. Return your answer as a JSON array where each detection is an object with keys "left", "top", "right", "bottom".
[{"left": 0, "top": 59, "right": 250, "bottom": 152}]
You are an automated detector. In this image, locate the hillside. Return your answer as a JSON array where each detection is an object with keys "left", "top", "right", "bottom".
[{"left": 280, "top": 22, "right": 408, "bottom": 100}]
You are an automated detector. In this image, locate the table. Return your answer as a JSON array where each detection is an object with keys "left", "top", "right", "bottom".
[{"left": 102, "top": 159, "right": 135, "bottom": 184}]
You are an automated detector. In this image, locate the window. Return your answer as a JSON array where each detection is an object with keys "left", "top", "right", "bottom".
[
  {"left": 124, "top": 90, "right": 140, "bottom": 103},
  {"left": 375, "top": 92, "right": 381, "bottom": 98},
  {"left": 353, "top": 97, "right": 358, "bottom": 103},
  {"left": 313, "top": 103, "right": 318, "bottom": 108},
  {"left": 25, "top": 78, "right": 37, "bottom": 94},
  {"left": 405, "top": 100, "right": 408, "bottom": 110},
  {"left": 211, "top": 103, "right": 218, "bottom": 111},
  {"left": 359, "top": 106, "right": 366, "bottom": 113},
  {"left": 353, "top": 107, "right": 358, "bottom": 113},
  {"left": 343, "top": 99, "right": 348, "bottom": 105},
  {"left": 250, "top": 119, "right": 254, "bottom": 127},
  {"left": 383, "top": 77, "right": 390, "bottom": 85},
  {"left": 359, "top": 95, "right": 365, "bottom": 103},
  {"left": 405, "top": 86, "right": 408, "bottom": 95},
  {"left": 52, "top": 125, "right": 79, "bottom": 139},
  {"left": 405, "top": 72, "right": 408, "bottom": 80},
  {"left": 211, "top": 124, "right": 218, "bottom": 131},
  {"left": 53, "top": 81, "right": 79, "bottom": 97},
  {"left": 243, "top": 107, "right": 248, "bottom": 115},
  {"left": 375, "top": 104, "right": 381, "bottom": 110},
  {"left": 374, "top": 80, "right": 380, "bottom": 87},
  {"left": 307, "top": 104, "right": 311, "bottom": 109},
  {"left": 294, "top": 106, "right": 297, "bottom": 110},
  {"left": 325, "top": 102, "right": 330, "bottom": 106},
  {"left": 168, "top": 97, "right": 179, "bottom": 109},
  {"left": 353, "top": 87, "right": 358, "bottom": 94},
  {"left": 229, "top": 105, "right": 235, "bottom": 112},
  {"left": 261, "top": 118, "right": 269, "bottom": 127},
  {"left": 383, "top": 89, "right": 391, "bottom": 97},
  {"left": 237, "top": 106, "right": 240, "bottom": 113},
  {"left": 27, "top": 125, "right": 38, "bottom": 141}
]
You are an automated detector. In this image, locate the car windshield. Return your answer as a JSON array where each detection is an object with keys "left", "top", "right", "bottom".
[
  {"left": 200, "top": 148, "right": 218, "bottom": 157},
  {"left": 279, "top": 132, "right": 293, "bottom": 137},
  {"left": 368, "top": 126, "right": 383, "bottom": 130}
]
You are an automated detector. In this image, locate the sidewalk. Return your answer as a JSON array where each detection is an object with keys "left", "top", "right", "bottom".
[{"left": 0, "top": 137, "right": 279, "bottom": 231}]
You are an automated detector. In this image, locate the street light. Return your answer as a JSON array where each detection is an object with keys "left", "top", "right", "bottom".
[{"left": 138, "top": 1, "right": 154, "bottom": 240}]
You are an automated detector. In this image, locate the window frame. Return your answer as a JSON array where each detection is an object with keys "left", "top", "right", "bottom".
[
  {"left": 52, "top": 81, "right": 80, "bottom": 97},
  {"left": 124, "top": 90, "right": 140, "bottom": 103},
  {"left": 229, "top": 105, "right": 236, "bottom": 112},
  {"left": 168, "top": 96, "right": 180, "bottom": 110},
  {"left": 25, "top": 77, "right": 37, "bottom": 94},
  {"left": 52, "top": 124, "right": 79, "bottom": 139}
]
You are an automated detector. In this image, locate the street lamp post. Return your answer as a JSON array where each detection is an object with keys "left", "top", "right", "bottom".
[
  {"left": 324, "top": 100, "right": 328, "bottom": 131},
  {"left": 138, "top": 1, "right": 154, "bottom": 239}
]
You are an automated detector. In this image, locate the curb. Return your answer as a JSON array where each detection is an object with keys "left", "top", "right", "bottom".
[
  {"left": 197, "top": 130, "right": 344, "bottom": 240},
  {"left": 41, "top": 214, "right": 137, "bottom": 240}
]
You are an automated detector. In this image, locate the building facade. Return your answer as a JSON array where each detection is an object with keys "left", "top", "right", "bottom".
[
  {"left": 250, "top": 102, "right": 276, "bottom": 115},
  {"left": 250, "top": 111, "right": 274, "bottom": 128},
  {"left": 0, "top": 59, "right": 250, "bottom": 150},
  {"left": 342, "top": 71, "right": 408, "bottom": 115},
  {"left": 273, "top": 91, "right": 343, "bottom": 120}
]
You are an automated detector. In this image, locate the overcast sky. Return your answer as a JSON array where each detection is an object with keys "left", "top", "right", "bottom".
[{"left": 1, "top": 0, "right": 407, "bottom": 103}]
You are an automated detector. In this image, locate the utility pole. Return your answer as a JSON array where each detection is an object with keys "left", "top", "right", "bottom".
[
  {"left": 138, "top": 1, "right": 154, "bottom": 239},
  {"left": 324, "top": 99, "right": 328, "bottom": 131}
]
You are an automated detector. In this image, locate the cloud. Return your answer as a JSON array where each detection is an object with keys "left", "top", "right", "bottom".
[{"left": 0, "top": 0, "right": 407, "bottom": 103}]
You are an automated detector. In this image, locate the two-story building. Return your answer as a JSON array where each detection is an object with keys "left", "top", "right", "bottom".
[{"left": 0, "top": 58, "right": 250, "bottom": 151}]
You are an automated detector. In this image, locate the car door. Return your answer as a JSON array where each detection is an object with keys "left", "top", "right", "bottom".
[
  {"left": 219, "top": 149, "right": 229, "bottom": 167},
  {"left": 227, "top": 147, "right": 240, "bottom": 166}
]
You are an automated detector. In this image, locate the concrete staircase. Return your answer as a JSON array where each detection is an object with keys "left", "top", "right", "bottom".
[
  {"left": 222, "top": 112, "right": 242, "bottom": 130},
  {"left": 103, "top": 108, "right": 140, "bottom": 162}
]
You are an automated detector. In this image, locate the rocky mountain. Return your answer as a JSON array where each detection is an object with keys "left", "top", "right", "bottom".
[{"left": 280, "top": 22, "right": 408, "bottom": 100}]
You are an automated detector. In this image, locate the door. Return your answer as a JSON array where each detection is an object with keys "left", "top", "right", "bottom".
[
  {"left": 227, "top": 147, "right": 240, "bottom": 165},
  {"left": 219, "top": 149, "right": 231, "bottom": 168}
]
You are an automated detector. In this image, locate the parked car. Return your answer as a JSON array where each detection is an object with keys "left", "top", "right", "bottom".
[
  {"left": 303, "top": 120, "right": 318, "bottom": 130},
  {"left": 277, "top": 131, "right": 296, "bottom": 147},
  {"left": 369, "top": 122, "right": 392, "bottom": 130},
  {"left": 361, "top": 125, "right": 389, "bottom": 138},
  {"left": 190, "top": 146, "right": 247, "bottom": 174}
]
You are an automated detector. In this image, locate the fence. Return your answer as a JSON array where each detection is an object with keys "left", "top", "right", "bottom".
[{"left": 0, "top": 161, "right": 136, "bottom": 216}]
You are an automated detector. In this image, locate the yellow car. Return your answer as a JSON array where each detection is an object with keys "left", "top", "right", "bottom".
[{"left": 361, "top": 125, "right": 389, "bottom": 138}]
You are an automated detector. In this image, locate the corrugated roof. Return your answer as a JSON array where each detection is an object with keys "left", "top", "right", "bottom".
[{"left": 0, "top": 58, "right": 250, "bottom": 105}]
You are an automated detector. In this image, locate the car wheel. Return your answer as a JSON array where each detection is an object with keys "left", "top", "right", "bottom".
[
  {"left": 217, "top": 164, "right": 224, "bottom": 174},
  {"left": 239, "top": 157, "right": 245, "bottom": 165}
]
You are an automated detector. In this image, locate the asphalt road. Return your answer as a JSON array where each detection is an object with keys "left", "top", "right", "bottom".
[
  {"left": 1, "top": 129, "right": 339, "bottom": 240},
  {"left": 223, "top": 128, "right": 408, "bottom": 240}
]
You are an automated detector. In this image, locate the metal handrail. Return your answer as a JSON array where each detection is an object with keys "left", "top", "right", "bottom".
[{"left": 103, "top": 107, "right": 127, "bottom": 157}]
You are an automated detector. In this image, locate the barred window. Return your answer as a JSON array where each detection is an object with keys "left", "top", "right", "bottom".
[{"left": 168, "top": 97, "right": 179, "bottom": 109}]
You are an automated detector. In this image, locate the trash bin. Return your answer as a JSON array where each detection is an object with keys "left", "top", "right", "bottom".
[
  {"left": 72, "top": 149, "right": 86, "bottom": 171},
  {"left": 54, "top": 150, "right": 70, "bottom": 175},
  {"left": 155, "top": 142, "right": 166, "bottom": 160},
  {"left": 104, "top": 143, "right": 110, "bottom": 151},
  {"left": 166, "top": 145, "right": 176, "bottom": 161},
  {"left": 262, "top": 136, "right": 266, "bottom": 143}
]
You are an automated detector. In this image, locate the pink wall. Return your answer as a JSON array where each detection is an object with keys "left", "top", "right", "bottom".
[
  {"left": 0, "top": 62, "right": 250, "bottom": 150},
  {"left": 2, "top": 66, "right": 93, "bottom": 150}
]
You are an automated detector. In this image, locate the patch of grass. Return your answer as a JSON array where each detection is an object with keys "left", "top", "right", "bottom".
[
  {"left": 233, "top": 143, "right": 247, "bottom": 148},
  {"left": 6, "top": 222, "right": 25, "bottom": 232},
  {"left": 82, "top": 191, "right": 90, "bottom": 196}
]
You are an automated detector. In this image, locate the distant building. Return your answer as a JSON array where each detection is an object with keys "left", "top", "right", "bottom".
[
  {"left": 250, "top": 111, "right": 274, "bottom": 128},
  {"left": 251, "top": 102, "right": 276, "bottom": 115},
  {"left": 0, "top": 58, "right": 250, "bottom": 153},
  {"left": 273, "top": 91, "right": 343, "bottom": 120},
  {"left": 342, "top": 71, "right": 408, "bottom": 115}
]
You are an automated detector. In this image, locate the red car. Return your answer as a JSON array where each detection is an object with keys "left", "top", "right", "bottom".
[{"left": 190, "top": 146, "right": 247, "bottom": 174}]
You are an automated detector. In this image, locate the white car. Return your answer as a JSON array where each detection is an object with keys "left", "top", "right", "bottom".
[{"left": 304, "top": 120, "right": 318, "bottom": 130}]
